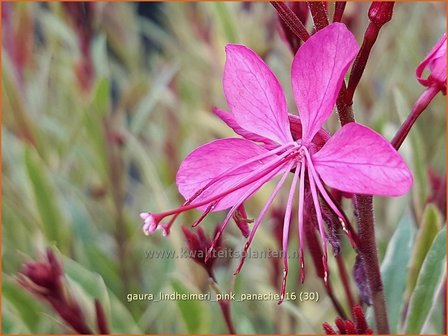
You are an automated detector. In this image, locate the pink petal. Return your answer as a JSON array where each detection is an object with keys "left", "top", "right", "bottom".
[
  {"left": 416, "top": 33, "right": 447, "bottom": 91},
  {"left": 291, "top": 23, "right": 358, "bottom": 144},
  {"left": 213, "top": 107, "right": 274, "bottom": 145},
  {"left": 176, "top": 138, "right": 281, "bottom": 212},
  {"left": 223, "top": 44, "right": 293, "bottom": 144},
  {"left": 312, "top": 123, "right": 413, "bottom": 196}
]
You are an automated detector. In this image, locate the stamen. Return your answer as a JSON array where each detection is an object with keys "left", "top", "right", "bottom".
[
  {"left": 185, "top": 143, "right": 295, "bottom": 205},
  {"left": 205, "top": 160, "right": 290, "bottom": 263},
  {"left": 303, "top": 150, "right": 359, "bottom": 248},
  {"left": 307, "top": 156, "right": 329, "bottom": 288},
  {"left": 278, "top": 159, "right": 301, "bottom": 304},
  {"left": 234, "top": 161, "right": 295, "bottom": 275},
  {"left": 141, "top": 146, "right": 299, "bottom": 234},
  {"left": 297, "top": 159, "right": 306, "bottom": 283},
  {"left": 192, "top": 201, "right": 217, "bottom": 227}
]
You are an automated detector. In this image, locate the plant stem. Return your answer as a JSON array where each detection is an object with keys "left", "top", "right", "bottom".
[
  {"left": 270, "top": 2, "right": 310, "bottom": 42},
  {"left": 336, "top": 254, "right": 356, "bottom": 309},
  {"left": 355, "top": 196, "right": 390, "bottom": 333},
  {"left": 335, "top": 53, "right": 392, "bottom": 336},
  {"left": 210, "top": 279, "right": 237, "bottom": 334},
  {"left": 391, "top": 86, "right": 440, "bottom": 149},
  {"left": 307, "top": 1, "right": 329, "bottom": 31},
  {"left": 333, "top": 2, "right": 347, "bottom": 23},
  {"left": 336, "top": 95, "right": 390, "bottom": 333},
  {"left": 345, "top": 22, "right": 380, "bottom": 104},
  {"left": 343, "top": 2, "right": 395, "bottom": 106}
]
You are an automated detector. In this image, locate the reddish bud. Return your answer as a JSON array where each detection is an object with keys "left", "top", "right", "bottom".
[
  {"left": 323, "top": 305, "right": 372, "bottom": 335},
  {"left": 368, "top": 2, "right": 394, "bottom": 26},
  {"left": 427, "top": 168, "right": 447, "bottom": 217},
  {"left": 17, "top": 249, "right": 93, "bottom": 334},
  {"left": 416, "top": 33, "right": 447, "bottom": 94},
  {"left": 182, "top": 225, "right": 222, "bottom": 279},
  {"left": 353, "top": 304, "right": 369, "bottom": 334},
  {"left": 94, "top": 299, "right": 110, "bottom": 334},
  {"left": 232, "top": 204, "right": 251, "bottom": 238},
  {"left": 322, "top": 322, "right": 337, "bottom": 335},
  {"left": 344, "top": 320, "right": 357, "bottom": 334},
  {"left": 335, "top": 317, "right": 347, "bottom": 334},
  {"left": 19, "top": 249, "right": 63, "bottom": 295}
]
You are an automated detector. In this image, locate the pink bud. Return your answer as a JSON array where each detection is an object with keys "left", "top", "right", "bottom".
[
  {"left": 140, "top": 212, "right": 159, "bottom": 235},
  {"left": 368, "top": 2, "right": 394, "bottom": 26}
]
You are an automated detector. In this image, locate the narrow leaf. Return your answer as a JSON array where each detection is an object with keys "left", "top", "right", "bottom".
[
  {"left": 404, "top": 227, "right": 446, "bottom": 334},
  {"left": 405, "top": 204, "right": 443, "bottom": 301},
  {"left": 381, "top": 210, "right": 416, "bottom": 333},
  {"left": 24, "top": 147, "right": 67, "bottom": 249},
  {"left": 171, "top": 279, "right": 204, "bottom": 333}
]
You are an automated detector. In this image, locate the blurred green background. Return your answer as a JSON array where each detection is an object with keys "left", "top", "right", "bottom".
[{"left": 2, "top": 2, "right": 446, "bottom": 334}]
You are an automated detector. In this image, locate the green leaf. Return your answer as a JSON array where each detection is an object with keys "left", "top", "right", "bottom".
[
  {"left": 381, "top": 210, "right": 416, "bottom": 333},
  {"left": 62, "top": 255, "right": 141, "bottom": 333},
  {"left": 130, "top": 64, "right": 179, "bottom": 135},
  {"left": 24, "top": 147, "right": 67, "bottom": 250},
  {"left": 82, "top": 78, "right": 110, "bottom": 180},
  {"left": 2, "top": 299, "right": 32, "bottom": 334},
  {"left": 171, "top": 279, "right": 204, "bottom": 333},
  {"left": 92, "top": 77, "right": 110, "bottom": 118},
  {"left": 405, "top": 204, "right": 443, "bottom": 301},
  {"left": 213, "top": 3, "right": 238, "bottom": 42},
  {"left": 108, "top": 292, "right": 142, "bottom": 334},
  {"left": 404, "top": 227, "right": 446, "bottom": 334},
  {"left": 63, "top": 256, "right": 111, "bottom": 320},
  {"left": 2, "top": 277, "right": 42, "bottom": 331}
]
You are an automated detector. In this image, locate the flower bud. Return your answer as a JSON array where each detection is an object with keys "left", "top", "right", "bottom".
[
  {"left": 368, "top": 2, "right": 394, "bottom": 26},
  {"left": 323, "top": 305, "right": 373, "bottom": 334},
  {"left": 416, "top": 33, "right": 447, "bottom": 93},
  {"left": 182, "top": 226, "right": 222, "bottom": 279}
]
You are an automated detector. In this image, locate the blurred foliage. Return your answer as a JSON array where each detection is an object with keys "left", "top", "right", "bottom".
[{"left": 2, "top": 2, "right": 446, "bottom": 334}]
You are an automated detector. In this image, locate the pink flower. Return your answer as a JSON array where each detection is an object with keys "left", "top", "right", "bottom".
[
  {"left": 416, "top": 33, "right": 447, "bottom": 94},
  {"left": 140, "top": 23, "right": 412, "bottom": 301}
]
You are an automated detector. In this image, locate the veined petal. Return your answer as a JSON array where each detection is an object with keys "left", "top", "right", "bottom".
[
  {"left": 291, "top": 23, "right": 358, "bottom": 144},
  {"left": 176, "top": 138, "right": 287, "bottom": 212},
  {"left": 416, "top": 33, "right": 447, "bottom": 90},
  {"left": 223, "top": 44, "right": 293, "bottom": 144},
  {"left": 213, "top": 107, "right": 274, "bottom": 145},
  {"left": 214, "top": 106, "right": 331, "bottom": 151},
  {"left": 312, "top": 123, "right": 413, "bottom": 196}
]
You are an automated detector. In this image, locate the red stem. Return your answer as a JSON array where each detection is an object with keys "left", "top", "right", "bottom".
[
  {"left": 334, "top": 4, "right": 396, "bottom": 332},
  {"left": 271, "top": 2, "right": 310, "bottom": 42},
  {"left": 340, "top": 2, "right": 395, "bottom": 109},
  {"left": 344, "top": 22, "right": 380, "bottom": 104},
  {"left": 333, "top": 2, "right": 347, "bottom": 23},
  {"left": 355, "top": 196, "right": 390, "bottom": 333},
  {"left": 94, "top": 299, "right": 110, "bottom": 334},
  {"left": 336, "top": 254, "right": 356, "bottom": 310},
  {"left": 391, "top": 86, "right": 440, "bottom": 149},
  {"left": 307, "top": 1, "right": 329, "bottom": 31},
  {"left": 218, "top": 300, "right": 236, "bottom": 334}
]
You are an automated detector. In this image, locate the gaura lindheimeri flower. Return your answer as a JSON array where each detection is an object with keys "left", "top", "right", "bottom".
[
  {"left": 140, "top": 23, "right": 412, "bottom": 301},
  {"left": 416, "top": 33, "right": 447, "bottom": 94}
]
